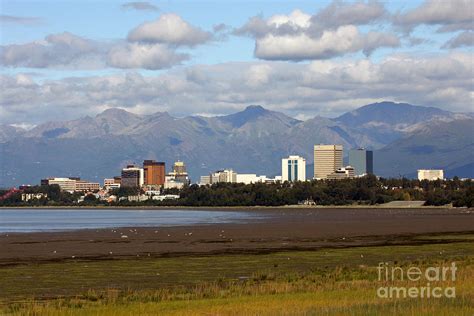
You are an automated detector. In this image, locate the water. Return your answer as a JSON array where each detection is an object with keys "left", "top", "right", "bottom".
[{"left": 0, "top": 208, "right": 263, "bottom": 233}]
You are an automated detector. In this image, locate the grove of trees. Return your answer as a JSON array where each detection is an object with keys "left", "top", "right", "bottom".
[{"left": 1, "top": 175, "right": 471, "bottom": 207}]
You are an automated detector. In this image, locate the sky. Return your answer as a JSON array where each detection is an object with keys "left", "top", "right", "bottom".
[{"left": 1, "top": 0, "right": 473, "bottom": 126}]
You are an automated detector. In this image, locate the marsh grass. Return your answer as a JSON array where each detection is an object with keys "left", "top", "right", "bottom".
[{"left": 1, "top": 241, "right": 473, "bottom": 315}]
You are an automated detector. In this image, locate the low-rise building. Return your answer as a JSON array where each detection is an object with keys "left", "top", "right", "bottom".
[
  {"left": 236, "top": 174, "right": 263, "bottom": 184},
  {"left": 41, "top": 177, "right": 77, "bottom": 191},
  {"left": 199, "top": 175, "right": 211, "bottom": 185},
  {"left": 107, "top": 195, "right": 117, "bottom": 203},
  {"left": 418, "top": 169, "right": 444, "bottom": 181},
  {"left": 327, "top": 166, "right": 355, "bottom": 180},
  {"left": 164, "top": 177, "right": 185, "bottom": 189},
  {"left": 236, "top": 174, "right": 274, "bottom": 184},
  {"left": 200, "top": 169, "right": 237, "bottom": 185},
  {"left": 151, "top": 194, "right": 180, "bottom": 201},
  {"left": 125, "top": 195, "right": 149, "bottom": 202},
  {"left": 75, "top": 180, "right": 100, "bottom": 192},
  {"left": 21, "top": 193, "right": 47, "bottom": 201},
  {"left": 104, "top": 178, "right": 121, "bottom": 190},
  {"left": 212, "top": 169, "right": 237, "bottom": 183}
]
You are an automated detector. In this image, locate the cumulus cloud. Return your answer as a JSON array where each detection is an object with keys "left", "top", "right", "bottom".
[
  {"left": 309, "top": 1, "right": 386, "bottom": 32},
  {"left": 442, "top": 31, "right": 474, "bottom": 48},
  {"left": 1, "top": 53, "right": 472, "bottom": 124},
  {"left": 253, "top": 24, "right": 399, "bottom": 60},
  {"left": 121, "top": 2, "right": 158, "bottom": 11},
  {"left": 1, "top": 13, "right": 215, "bottom": 70},
  {"left": 0, "top": 33, "right": 187, "bottom": 70},
  {"left": 0, "top": 32, "right": 105, "bottom": 69},
  {"left": 0, "top": 14, "right": 44, "bottom": 26},
  {"left": 394, "top": 0, "right": 474, "bottom": 32},
  {"left": 236, "top": 3, "right": 399, "bottom": 61},
  {"left": 127, "top": 13, "right": 213, "bottom": 46},
  {"left": 107, "top": 43, "right": 188, "bottom": 69}
]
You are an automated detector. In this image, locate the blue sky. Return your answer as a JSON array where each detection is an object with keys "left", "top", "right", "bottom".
[
  {"left": 1, "top": 0, "right": 473, "bottom": 124},
  {"left": 1, "top": 1, "right": 428, "bottom": 66}
]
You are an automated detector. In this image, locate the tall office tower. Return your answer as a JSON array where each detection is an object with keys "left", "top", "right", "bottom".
[
  {"left": 281, "top": 155, "right": 306, "bottom": 182},
  {"left": 164, "top": 160, "right": 191, "bottom": 189},
  {"left": 121, "top": 165, "right": 144, "bottom": 187},
  {"left": 172, "top": 160, "right": 187, "bottom": 175},
  {"left": 143, "top": 160, "right": 165, "bottom": 186},
  {"left": 313, "top": 145, "right": 343, "bottom": 179},
  {"left": 169, "top": 160, "right": 190, "bottom": 183},
  {"left": 349, "top": 148, "right": 373, "bottom": 176}
]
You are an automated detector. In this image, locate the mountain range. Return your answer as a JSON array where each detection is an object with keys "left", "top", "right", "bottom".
[{"left": 1, "top": 101, "right": 473, "bottom": 187}]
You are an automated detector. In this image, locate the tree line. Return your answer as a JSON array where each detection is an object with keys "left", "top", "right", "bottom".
[{"left": 1, "top": 175, "right": 472, "bottom": 207}]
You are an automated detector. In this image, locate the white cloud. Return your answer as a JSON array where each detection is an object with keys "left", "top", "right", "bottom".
[
  {"left": 0, "top": 15, "right": 44, "bottom": 26},
  {"left": 1, "top": 53, "right": 472, "bottom": 124},
  {"left": 127, "top": 13, "right": 212, "bottom": 46},
  {"left": 121, "top": 2, "right": 158, "bottom": 12},
  {"left": 236, "top": 4, "right": 399, "bottom": 61},
  {"left": 245, "top": 64, "right": 273, "bottom": 87},
  {"left": 107, "top": 43, "right": 188, "bottom": 69},
  {"left": 254, "top": 25, "right": 399, "bottom": 60},
  {"left": 395, "top": 0, "right": 474, "bottom": 32},
  {"left": 1, "top": 31, "right": 191, "bottom": 70},
  {"left": 1, "top": 14, "right": 214, "bottom": 70},
  {"left": 310, "top": 1, "right": 386, "bottom": 30},
  {"left": 442, "top": 31, "right": 474, "bottom": 48},
  {"left": 0, "top": 32, "right": 105, "bottom": 69},
  {"left": 268, "top": 9, "right": 311, "bottom": 29}
]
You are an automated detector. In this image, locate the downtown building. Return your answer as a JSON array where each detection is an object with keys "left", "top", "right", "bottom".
[
  {"left": 200, "top": 169, "right": 237, "bottom": 185},
  {"left": 164, "top": 160, "right": 191, "bottom": 189},
  {"left": 236, "top": 174, "right": 271, "bottom": 184},
  {"left": 41, "top": 177, "right": 76, "bottom": 191},
  {"left": 40, "top": 177, "right": 100, "bottom": 192},
  {"left": 313, "top": 145, "right": 343, "bottom": 179},
  {"left": 349, "top": 148, "right": 373, "bottom": 176},
  {"left": 103, "top": 178, "right": 121, "bottom": 190},
  {"left": 281, "top": 155, "right": 306, "bottom": 182},
  {"left": 418, "top": 169, "right": 444, "bottom": 181},
  {"left": 121, "top": 165, "right": 144, "bottom": 187},
  {"left": 326, "top": 166, "right": 355, "bottom": 180},
  {"left": 74, "top": 180, "right": 100, "bottom": 192},
  {"left": 143, "top": 160, "right": 165, "bottom": 188}
]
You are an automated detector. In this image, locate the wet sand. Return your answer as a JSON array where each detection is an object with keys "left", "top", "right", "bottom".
[{"left": 1, "top": 207, "right": 473, "bottom": 265}]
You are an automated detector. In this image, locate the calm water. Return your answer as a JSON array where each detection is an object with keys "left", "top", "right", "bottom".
[{"left": 0, "top": 208, "right": 263, "bottom": 233}]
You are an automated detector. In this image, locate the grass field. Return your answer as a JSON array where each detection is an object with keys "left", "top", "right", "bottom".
[{"left": 1, "top": 234, "right": 473, "bottom": 315}]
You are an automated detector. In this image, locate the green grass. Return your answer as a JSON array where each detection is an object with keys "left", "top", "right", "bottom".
[{"left": 1, "top": 238, "right": 473, "bottom": 315}]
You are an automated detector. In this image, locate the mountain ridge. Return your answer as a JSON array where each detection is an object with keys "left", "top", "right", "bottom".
[{"left": 1, "top": 101, "right": 472, "bottom": 187}]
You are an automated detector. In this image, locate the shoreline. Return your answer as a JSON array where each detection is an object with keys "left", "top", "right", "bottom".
[
  {"left": 0, "top": 204, "right": 460, "bottom": 210},
  {"left": 2, "top": 207, "right": 472, "bottom": 265}
]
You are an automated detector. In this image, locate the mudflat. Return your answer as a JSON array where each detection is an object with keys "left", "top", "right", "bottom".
[{"left": 1, "top": 207, "right": 473, "bottom": 265}]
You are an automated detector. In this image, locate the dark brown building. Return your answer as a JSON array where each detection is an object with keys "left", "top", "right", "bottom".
[{"left": 143, "top": 160, "right": 165, "bottom": 186}]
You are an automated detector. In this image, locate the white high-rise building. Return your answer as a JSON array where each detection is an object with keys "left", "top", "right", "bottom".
[
  {"left": 418, "top": 169, "right": 444, "bottom": 181},
  {"left": 281, "top": 155, "right": 306, "bottom": 182},
  {"left": 314, "top": 145, "right": 343, "bottom": 179}
]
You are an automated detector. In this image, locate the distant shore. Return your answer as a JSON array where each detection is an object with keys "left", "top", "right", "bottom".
[{"left": 0, "top": 202, "right": 459, "bottom": 210}]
